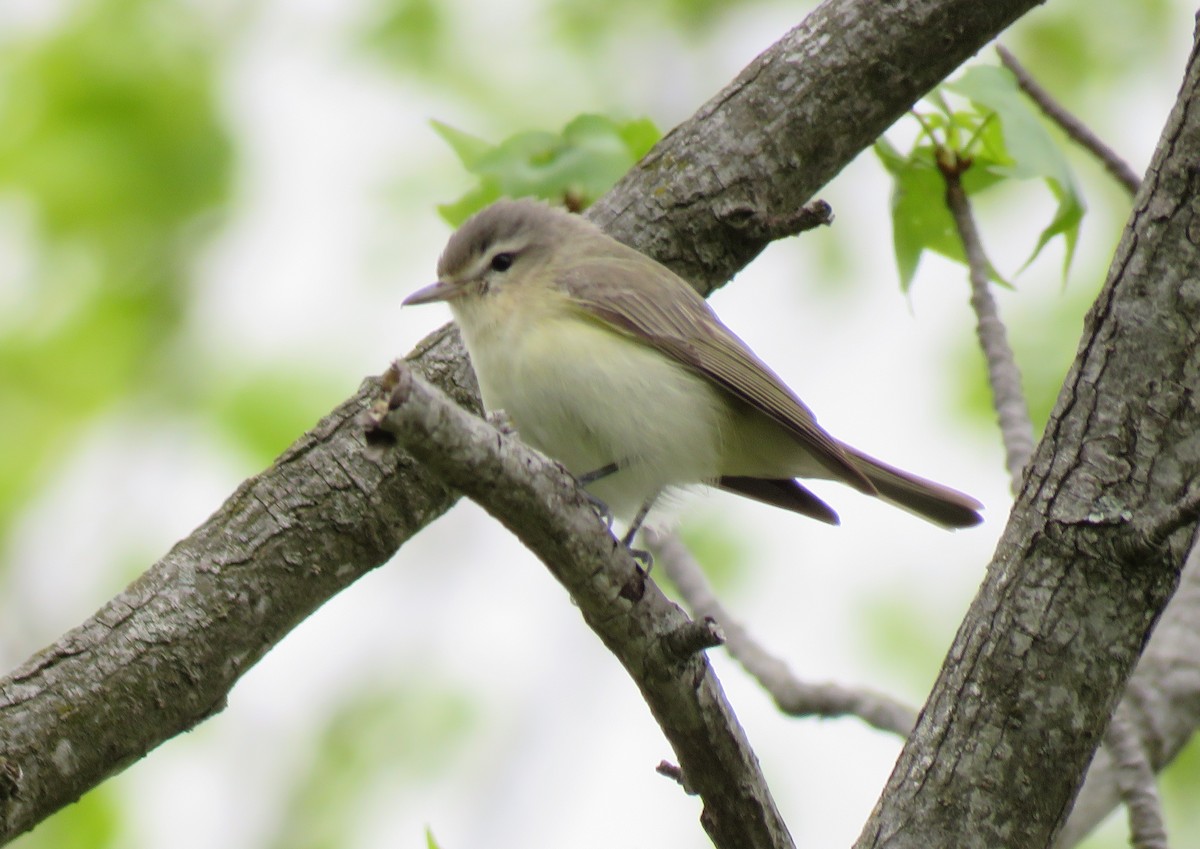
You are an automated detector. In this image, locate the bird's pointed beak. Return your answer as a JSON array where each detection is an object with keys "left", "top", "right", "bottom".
[{"left": 402, "top": 280, "right": 468, "bottom": 306}]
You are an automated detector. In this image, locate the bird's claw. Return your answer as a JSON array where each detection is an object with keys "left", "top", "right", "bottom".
[
  {"left": 628, "top": 547, "right": 653, "bottom": 571},
  {"left": 584, "top": 490, "right": 614, "bottom": 530}
]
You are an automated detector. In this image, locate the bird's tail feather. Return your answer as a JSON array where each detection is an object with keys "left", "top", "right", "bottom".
[{"left": 842, "top": 445, "right": 984, "bottom": 529}]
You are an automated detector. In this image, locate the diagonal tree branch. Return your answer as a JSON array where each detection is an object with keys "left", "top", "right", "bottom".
[
  {"left": 0, "top": 0, "right": 1049, "bottom": 842},
  {"left": 372, "top": 363, "right": 794, "bottom": 849},
  {"left": 976, "top": 40, "right": 1192, "bottom": 849},
  {"left": 856, "top": 30, "right": 1200, "bottom": 849}
]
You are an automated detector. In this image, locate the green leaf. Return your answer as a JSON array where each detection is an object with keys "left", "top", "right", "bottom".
[
  {"left": 879, "top": 63, "right": 1085, "bottom": 290},
  {"left": 433, "top": 114, "right": 661, "bottom": 223},
  {"left": 425, "top": 827, "right": 443, "bottom": 849},
  {"left": 946, "top": 65, "right": 1085, "bottom": 273},
  {"left": 614, "top": 116, "right": 661, "bottom": 160},
  {"left": 435, "top": 181, "right": 504, "bottom": 228},
  {"left": 429, "top": 120, "right": 492, "bottom": 169},
  {"left": 1023, "top": 176, "right": 1083, "bottom": 274},
  {"left": 876, "top": 140, "right": 963, "bottom": 292}
]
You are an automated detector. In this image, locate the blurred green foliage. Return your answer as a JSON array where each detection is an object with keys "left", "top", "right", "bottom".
[
  {"left": 1160, "top": 735, "right": 1200, "bottom": 840},
  {"left": 359, "top": 0, "right": 764, "bottom": 72},
  {"left": 0, "top": 0, "right": 232, "bottom": 542},
  {"left": 675, "top": 513, "right": 757, "bottom": 596},
  {"left": 0, "top": 1, "right": 229, "bottom": 265},
  {"left": 10, "top": 783, "right": 125, "bottom": 849},
  {"left": 1015, "top": 0, "right": 1176, "bottom": 94},
  {"left": 203, "top": 371, "right": 354, "bottom": 466},
  {"left": 551, "top": 0, "right": 759, "bottom": 41},
  {"left": 854, "top": 582, "right": 954, "bottom": 701},
  {"left": 267, "top": 684, "right": 475, "bottom": 849},
  {"left": 433, "top": 114, "right": 660, "bottom": 224},
  {"left": 359, "top": 0, "right": 447, "bottom": 73}
]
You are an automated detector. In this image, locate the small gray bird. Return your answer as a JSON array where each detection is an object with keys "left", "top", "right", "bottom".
[{"left": 404, "top": 198, "right": 982, "bottom": 535}]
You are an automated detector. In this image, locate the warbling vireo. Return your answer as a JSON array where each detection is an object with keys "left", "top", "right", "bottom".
[{"left": 403, "top": 198, "right": 982, "bottom": 536}]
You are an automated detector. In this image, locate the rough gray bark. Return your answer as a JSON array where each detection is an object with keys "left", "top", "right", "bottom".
[
  {"left": 0, "top": 0, "right": 1048, "bottom": 843},
  {"left": 855, "top": 32, "right": 1200, "bottom": 849}
]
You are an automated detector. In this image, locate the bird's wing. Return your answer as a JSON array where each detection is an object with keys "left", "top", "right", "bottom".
[{"left": 559, "top": 254, "right": 873, "bottom": 493}]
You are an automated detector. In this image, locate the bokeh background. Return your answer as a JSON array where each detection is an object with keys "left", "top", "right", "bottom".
[{"left": 0, "top": 0, "right": 1196, "bottom": 847}]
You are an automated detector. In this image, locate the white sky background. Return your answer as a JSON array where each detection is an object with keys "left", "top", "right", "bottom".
[{"left": 2, "top": 0, "right": 1195, "bottom": 848}]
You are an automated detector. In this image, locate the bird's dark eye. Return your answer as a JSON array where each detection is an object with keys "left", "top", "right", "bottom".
[{"left": 490, "top": 252, "right": 514, "bottom": 273}]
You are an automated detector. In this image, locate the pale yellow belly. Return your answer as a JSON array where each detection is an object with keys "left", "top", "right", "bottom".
[{"left": 461, "top": 312, "right": 728, "bottom": 518}]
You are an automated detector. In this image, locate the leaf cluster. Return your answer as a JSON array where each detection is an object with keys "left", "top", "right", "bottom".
[{"left": 876, "top": 65, "right": 1084, "bottom": 291}]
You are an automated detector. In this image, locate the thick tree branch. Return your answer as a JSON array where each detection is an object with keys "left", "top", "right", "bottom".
[
  {"left": 856, "top": 33, "right": 1200, "bottom": 849},
  {"left": 988, "top": 38, "right": 1198, "bottom": 849},
  {"left": 0, "top": 0, "right": 1047, "bottom": 842},
  {"left": 373, "top": 363, "right": 793, "bottom": 849}
]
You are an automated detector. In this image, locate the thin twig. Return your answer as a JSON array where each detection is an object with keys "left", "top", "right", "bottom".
[
  {"left": 1104, "top": 703, "right": 1170, "bottom": 849},
  {"left": 645, "top": 528, "right": 918, "bottom": 737},
  {"left": 1139, "top": 486, "right": 1200, "bottom": 552},
  {"left": 717, "top": 199, "right": 835, "bottom": 242},
  {"left": 996, "top": 44, "right": 1142, "bottom": 195},
  {"left": 940, "top": 156, "right": 1035, "bottom": 492}
]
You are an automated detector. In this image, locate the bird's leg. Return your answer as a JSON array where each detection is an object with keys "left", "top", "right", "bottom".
[
  {"left": 577, "top": 463, "right": 654, "bottom": 569},
  {"left": 577, "top": 462, "right": 620, "bottom": 529},
  {"left": 622, "top": 497, "right": 657, "bottom": 570},
  {"left": 578, "top": 462, "right": 620, "bottom": 486},
  {"left": 621, "top": 499, "right": 653, "bottom": 546}
]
